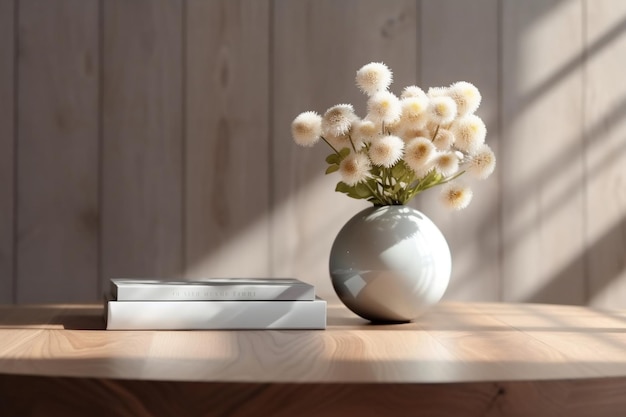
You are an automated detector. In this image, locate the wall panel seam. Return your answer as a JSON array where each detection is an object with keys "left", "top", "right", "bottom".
[
  {"left": 97, "top": 0, "right": 104, "bottom": 298},
  {"left": 581, "top": 0, "right": 590, "bottom": 304},
  {"left": 11, "top": 0, "right": 19, "bottom": 304},
  {"left": 416, "top": 0, "right": 422, "bottom": 86},
  {"left": 496, "top": 0, "right": 503, "bottom": 302},
  {"left": 268, "top": 0, "right": 275, "bottom": 277},
  {"left": 181, "top": 0, "right": 187, "bottom": 278}
]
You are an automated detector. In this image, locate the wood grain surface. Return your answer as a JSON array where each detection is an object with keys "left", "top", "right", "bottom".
[
  {"left": 3, "top": 377, "right": 626, "bottom": 417},
  {"left": 2, "top": 302, "right": 626, "bottom": 416}
]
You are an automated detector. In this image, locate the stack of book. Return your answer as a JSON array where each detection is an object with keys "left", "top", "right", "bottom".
[{"left": 104, "top": 278, "right": 326, "bottom": 330}]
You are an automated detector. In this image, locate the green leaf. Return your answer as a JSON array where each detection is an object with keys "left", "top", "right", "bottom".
[
  {"left": 353, "top": 183, "right": 371, "bottom": 198},
  {"left": 335, "top": 182, "right": 352, "bottom": 194},
  {"left": 346, "top": 190, "right": 368, "bottom": 199},
  {"left": 325, "top": 153, "right": 340, "bottom": 165},
  {"left": 335, "top": 181, "right": 371, "bottom": 200},
  {"left": 369, "top": 165, "right": 382, "bottom": 178},
  {"left": 391, "top": 161, "right": 407, "bottom": 178},
  {"left": 325, "top": 164, "right": 339, "bottom": 174},
  {"left": 325, "top": 148, "right": 351, "bottom": 165}
]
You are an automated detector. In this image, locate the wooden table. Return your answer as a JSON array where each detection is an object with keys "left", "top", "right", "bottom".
[{"left": 2, "top": 302, "right": 626, "bottom": 416}]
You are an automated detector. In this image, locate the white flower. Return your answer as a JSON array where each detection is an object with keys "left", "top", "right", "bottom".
[
  {"left": 428, "top": 96, "right": 457, "bottom": 125},
  {"left": 369, "top": 135, "right": 404, "bottom": 167},
  {"left": 400, "top": 96, "right": 429, "bottom": 125},
  {"left": 404, "top": 137, "right": 435, "bottom": 172},
  {"left": 291, "top": 62, "right": 495, "bottom": 207},
  {"left": 425, "top": 121, "right": 440, "bottom": 136},
  {"left": 291, "top": 111, "right": 322, "bottom": 147},
  {"left": 432, "top": 128, "right": 455, "bottom": 150},
  {"left": 392, "top": 97, "right": 429, "bottom": 139},
  {"left": 435, "top": 151, "right": 460, "bottom": 177},
  {"left": 321, "top": 104, "right": 357, "bottom": 137},
  {"left": 352, "top": 119, "right": 378, "bottom": 147},
  {"left": 427, "top": 86, "right": 449, "bottom": 98},
  {"left": 390, "top": 121, "right": 424, "bottom": 141},
  {"left": 339, "top": 152, "right": 371, "bottom": 186},
  {"left": 367, "top": 91, "right": 402, "bottom": 125},
  {"left": 355, "top": 62, "right": 393, "bottom": 96},
  {"left": 401, "top": 96, "right": 429, "bottom": 117},
  {"left": 452, "top": 114, "right": 486, "bottom": 154},
  {"left": 440, "top": 183, "right": 473, "bottom": 210},
  {"left": 412, "top": 162, "right": 434, "bottom": 179},
  {"left": 449, "top": 81, "right": 481, "bottom": 116},
  {"left": 467, "top": 144, "right": 496, "bottom": 179},
  {"left": 401, "top": 85, "right": 427, "bottom": 100}
]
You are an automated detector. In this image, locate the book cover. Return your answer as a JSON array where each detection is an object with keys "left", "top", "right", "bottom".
[
  {"left": 104, "top": 297, "right": 327, "bottom": 330},
  {"left": 110, "top": 278, "right": 315, "bottom": 301}
]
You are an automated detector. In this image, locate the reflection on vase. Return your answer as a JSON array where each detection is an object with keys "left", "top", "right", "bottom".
[{"left": 329, "top": 205, "right": 451, "bottom": 322}]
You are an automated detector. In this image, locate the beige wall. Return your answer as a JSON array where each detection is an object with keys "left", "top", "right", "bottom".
[{"left": 0, "top": 0, "right": 624, "bottom": 306}]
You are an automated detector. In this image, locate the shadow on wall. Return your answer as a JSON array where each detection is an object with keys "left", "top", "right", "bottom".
[
  {"left": 439, "top": 5, "right": 626, "bottom": 305},
  {"left": 531, "top": 214, "right": 626, "bottom": 305}
]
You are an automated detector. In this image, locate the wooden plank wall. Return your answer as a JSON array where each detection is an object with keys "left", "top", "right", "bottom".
[
  {"left": 0, "top": 0, "right": 624, "bottom": 307},
  {"left": 585, "top": 1, "right": 626, "bottom": 309},
  {"left": 185, "top": 0, "right": 271, "bottom": 280},
  {"left": 0, "top": 0, "right": 14, "bottom": 303},
  {"left": 418, "top": 0, "right": 500, "bottom": 301},
  {"left": 17, "top": 0, "right": 99, "bottom": 302},
  {"left": 501, "top": 0, "right": 587, "bottom": 304},
  {"left": 101, "top": 0, "right": 183, "bottom": 293},
  {"left": 272, "top": 0, "right": 419, "bottom": 296}
]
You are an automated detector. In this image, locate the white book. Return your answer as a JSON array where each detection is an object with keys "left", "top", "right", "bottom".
[
  {"left": 110, "top": 278, "right": 315, "bottom": 301},
  {"left": 105, "top": 298, "right": 327, "bottom": 330}
]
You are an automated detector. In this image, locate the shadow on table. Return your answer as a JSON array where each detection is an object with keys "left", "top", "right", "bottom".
[{"left": 0, "top": 305, "right": 105, "bottom": 330}]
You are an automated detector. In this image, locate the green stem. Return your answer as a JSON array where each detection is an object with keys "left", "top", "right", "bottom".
[
  {"left": 363, "top": 181, "right": 384, "bottom": 205},
  {"left": 380, "top": 169, "right": 390, "bottom": 199},
  {"left": 348, "top": 134, "right": 357, "bottom": 153},
  {"left": 439, "top": 170, "right": 466, "bottom": 185},
  {"left": 431, "top": 125, "right": 440, "bottom": 142},
  {"left": 412, "top": 170, "right": 467, "bottom": 199},
  {"left": 320, "top": 136, "right": 341, "bottom": 155},
  {"left": 373, "top": 175, "right": 392, "bottom": 205}
]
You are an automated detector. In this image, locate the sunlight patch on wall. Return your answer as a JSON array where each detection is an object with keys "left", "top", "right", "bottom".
[{"left": 185, "top": 217, "right": 270, "bottom": 279}]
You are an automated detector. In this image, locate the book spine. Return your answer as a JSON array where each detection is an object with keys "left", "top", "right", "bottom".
[
  {"left": 105, "top": 299, "right": 326, "bottom": 330},
  {"left": 113, "top": 284, "right": 315, "bottom": 301}
]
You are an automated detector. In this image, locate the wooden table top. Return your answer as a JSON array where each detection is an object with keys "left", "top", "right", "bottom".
[{"left": 2, "top": 301, "right": 626, "bottom": 383}]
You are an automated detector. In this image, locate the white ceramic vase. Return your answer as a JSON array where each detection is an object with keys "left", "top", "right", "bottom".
[{"left": 329, "top": 205, "right": 451, "bottom": 322}]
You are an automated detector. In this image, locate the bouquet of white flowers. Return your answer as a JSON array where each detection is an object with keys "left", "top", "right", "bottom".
[{"left": 291, "top": 62, "right": 496, "bottom": 209}]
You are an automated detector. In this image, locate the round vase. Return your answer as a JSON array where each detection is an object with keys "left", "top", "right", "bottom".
[{"left": 329, "top": 205, "right": 451, "bottom": 323}]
